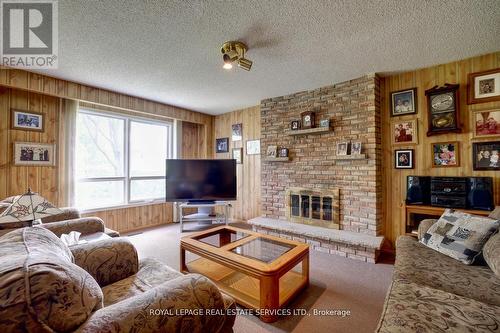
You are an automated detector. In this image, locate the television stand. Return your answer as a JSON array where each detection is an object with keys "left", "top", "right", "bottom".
[
  {"left": 178, "top": 202, "right": 231, "bottom": 232},
  {"left": 187, "top": 200, "right": 216, "bottom": 205}
]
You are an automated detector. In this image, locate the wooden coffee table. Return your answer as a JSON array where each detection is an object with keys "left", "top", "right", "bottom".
[{"left": 180, "top": 226, "right": 309, "bottom": 322}]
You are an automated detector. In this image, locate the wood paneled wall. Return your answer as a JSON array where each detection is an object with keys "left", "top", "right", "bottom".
[
  {"left": 0, "top": 88, "right": 60, "bottom": 204},
  {"left": 0, "top": 67, "right": 214, "bottom": 234},
  {"left": 382, "top": 52, "right": 500, "bottom": 244},
  {"left": 182, "top": 121, "right": 206, "bottom": 158},
  {"left": 83, "top": 203, "right": 173, "bottom": 234},
  {"left": 0, "top": 67, "right": 214, "bottom": 158},
  {"left": 214, "top": 106, "right": 261, "bottom": 221}
]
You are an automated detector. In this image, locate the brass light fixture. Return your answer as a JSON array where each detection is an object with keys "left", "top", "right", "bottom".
[{"left": 220, "top": 41, "right": 253, "bottom": 71}]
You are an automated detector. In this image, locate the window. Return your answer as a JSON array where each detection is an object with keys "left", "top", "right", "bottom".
[{"left": 75, "top": 109, "right": 174, "bottom": 210}]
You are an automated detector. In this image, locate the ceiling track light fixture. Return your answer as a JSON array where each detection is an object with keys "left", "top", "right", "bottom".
[{"left": 221, "top": 41, "right": 253, "bottom": 71}]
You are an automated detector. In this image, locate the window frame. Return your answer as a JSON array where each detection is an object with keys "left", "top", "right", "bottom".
[{"left": 76, "top": 108, "right": 175, "bottom": 212}]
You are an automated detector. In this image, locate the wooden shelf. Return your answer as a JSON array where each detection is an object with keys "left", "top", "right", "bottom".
[
  {"left": 186, "top": 257, "right": 306, "bottom": 309},
  {"left": 264, "top": 157, "right": 291, "bottom": 162},
  {"left": 331, "top": 154, "right": 367, "bottom": 160},
  {"left": 286, "top": 127, "right": 331, "bottom": 136},
  {"left": 405, "top": 205, "right": 491, "bottom": 217}
]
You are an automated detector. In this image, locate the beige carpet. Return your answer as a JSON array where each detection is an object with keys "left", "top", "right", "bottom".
[{"left": 125, "top": 222, "right": 394, "bottom": 333}]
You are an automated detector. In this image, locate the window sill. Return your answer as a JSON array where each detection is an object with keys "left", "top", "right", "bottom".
[{"left": 80, "top": 199, "right": 167, "bottom": 214}]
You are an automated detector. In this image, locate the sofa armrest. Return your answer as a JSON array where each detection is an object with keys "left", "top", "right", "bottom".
[
  {"left": 41, "top": 207, "right": 81, "bottom": 223},
  {"left": 41, "top": 217, "right": 105, "bottom": 237},
  {"left": 418, "top": 219, "right": 437, "bottom": 240},
  {"left": 489, "top": 206, "right": 500, "bottom": 220},
  {"left": 76, "top": 274, "right": 234, "bottom": 333},
  {"left": 71, "top": 238, "right": 139, "bottom": 286}
]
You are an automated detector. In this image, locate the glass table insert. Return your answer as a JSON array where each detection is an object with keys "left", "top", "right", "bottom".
[
  {"left": 231, "top": 237, "right": 295, "bottom": 263},
  {"left": 193, "top": 227, "right": 250, "bottom": 248}
]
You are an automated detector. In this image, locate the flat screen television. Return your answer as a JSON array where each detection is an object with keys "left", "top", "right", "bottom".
[{"left": 165, "top": 159, "right": 237, "bottom": 203}]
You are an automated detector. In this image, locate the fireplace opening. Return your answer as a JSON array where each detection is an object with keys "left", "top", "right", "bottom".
[{"left": 285, "top": 188, "right": 340, "bottom": 229}]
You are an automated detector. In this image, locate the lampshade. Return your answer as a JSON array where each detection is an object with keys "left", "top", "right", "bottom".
[{"left": 0, "top": 188, "right": 63, "bottom": 224}]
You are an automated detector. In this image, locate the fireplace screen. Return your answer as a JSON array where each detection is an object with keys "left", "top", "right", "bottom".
[{"left": 285, "top": 188, "right": 340, "bottom": 229}]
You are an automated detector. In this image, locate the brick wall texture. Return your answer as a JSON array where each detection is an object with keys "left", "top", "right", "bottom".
[{"left": 260, "top": 74, "right": 382, "bottom": 236}]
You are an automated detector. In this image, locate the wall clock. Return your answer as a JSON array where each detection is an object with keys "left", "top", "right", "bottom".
[
  {"left": 300, "top": 111, "right": 315, "bottom": 129},
  {"left": 425, "top": 84, "right": 461, "bottom": 136}
]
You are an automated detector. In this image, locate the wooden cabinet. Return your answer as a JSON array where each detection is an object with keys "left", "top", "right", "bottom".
[{"left": 405, "top": 205, "right": 491, "bottom": 237}]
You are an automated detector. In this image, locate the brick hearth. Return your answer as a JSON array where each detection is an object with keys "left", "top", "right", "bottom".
[{"left": 249, "top": 217, "right": 383, "bottom": 262}]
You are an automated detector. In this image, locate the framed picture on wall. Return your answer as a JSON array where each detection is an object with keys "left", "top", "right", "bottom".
[
  {"left": 473, "top": 109, "right": 500, "bottom": 138},
  {"left": 391, "top": 119, "right": 418, "bottom": 145},
  {"left": 216, "top": 138, "right": 229, "bottom": 153},
  {"left": 472, "top": 141, "right": 500, "bottom": 170},
  {"left": 394, "top": 149, "right": 414, "bottom": 169},
  {"left": 11, "top": 109, "right": 44, "bottom": 132},
  {"left": 432, "top": 142, "right": 459, "bottom": 167},
  {"left": 391, "top": 88, "right": 417, "bottom": 116},
  {"left": 246, "top": 139, "right": 260, "bottom": 155},
  {"left": 232, "top": 123, "right": 242, "bottom": 141},
  {"left": 468, "top": 68, "right": 500, "bottom": 104},
  {"left": 232, "top": 148, "right": 243, "bottom": 164},
  {"left": 13, "top": 142, "right": 56, "bottom": 166}
]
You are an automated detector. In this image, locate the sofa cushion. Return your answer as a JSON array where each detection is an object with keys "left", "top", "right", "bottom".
[
  {"left": 102, "top": 258, "right": 182, "bottom": 306},
  {"left": 483, "top": 231, "right": 500, "bottom": 278},
  {"left": 421, "top": 209, "right": 500, "bottom": 264},
  {"left": 0, "top": 228, "right": 103, "bottom": 332},
  {"left": 395, "top": 236, "right": 500, "bottom": 306},
  {"left": 0, "top": 225, "right": 74, "bottom": 262},
  {"left": 376, "top": 279, "right": 500, "bottom": 333}
]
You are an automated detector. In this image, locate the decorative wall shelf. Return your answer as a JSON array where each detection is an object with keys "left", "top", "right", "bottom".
[
  {"left": 286, "top": 127, "right": 331, "bottom": 136},
  {"left": 264, "top": 157, "right": 291, "bottom": 162},
  {"left": 331, "top": 154, "right": 367, "bottom": 160}
]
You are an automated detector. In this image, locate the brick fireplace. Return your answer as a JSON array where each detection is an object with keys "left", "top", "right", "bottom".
[{"left": 253, "top": 74, "right": 383, "bottom": 262}]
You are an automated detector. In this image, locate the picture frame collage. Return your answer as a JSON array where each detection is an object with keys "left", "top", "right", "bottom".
[
  {"left": 391, "top": 88, "right": 418, "bottom": 169},
  {"left": 216, "top": 123, "right": 261, "bottom": 165},
  {"left": 266, "top": 145, "right": 289, "bottom": 159},
  {"left": 336, "top": 141, "right": 363, "bottom": 156},
  {"left": 392, "top": 67, "right": 500, "bottom": 171},
  {"left": 10, "top": 109, "right": 56, "bottom": 167},
  {"left": 290, "top": 110, "right": 331, "bottom": 131}
]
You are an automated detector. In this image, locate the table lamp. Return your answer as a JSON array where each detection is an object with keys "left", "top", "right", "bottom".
[{"left": 0, "top": 188, "right": 63, "bottom": 228}]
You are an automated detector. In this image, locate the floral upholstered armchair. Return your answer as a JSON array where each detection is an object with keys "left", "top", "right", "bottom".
[
  {"left": 0, "top": 196, "right": 119, "bottom": 238},
  {"left": 0, "top": 227, "right": 236, "bottom": 333}
]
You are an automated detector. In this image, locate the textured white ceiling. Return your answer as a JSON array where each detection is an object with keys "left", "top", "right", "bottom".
[{"left": 35, "top": 0, "right": 500, "bottom": 115}]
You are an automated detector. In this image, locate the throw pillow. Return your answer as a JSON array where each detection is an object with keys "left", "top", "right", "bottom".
[
  {"left": 483, "top": 231, "right": 500, "bottom": 277},
  {"left": 421, "top": 209, "right": 500, "bottom": 265}
]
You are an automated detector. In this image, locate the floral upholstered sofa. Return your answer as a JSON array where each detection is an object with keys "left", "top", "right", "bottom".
[
  {"left": 376, "top": 208, "right": 500, "bottom": 332},
  {"left": 0, "top": 227, "right": 235, "bottom": 333}
]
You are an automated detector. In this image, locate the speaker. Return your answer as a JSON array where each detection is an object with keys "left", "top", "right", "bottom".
[
  {"left": 406, "top": 176, "right": 431, "bottom": 205},
  {"left": 467, "top": 177, "right": 494, "bottom": 211}
]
